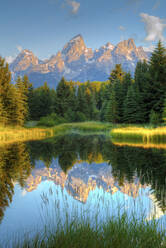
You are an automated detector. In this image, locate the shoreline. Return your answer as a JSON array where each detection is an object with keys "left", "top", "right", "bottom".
[{"left": 1, "top": 122, "right": 166, "bottom": 149}]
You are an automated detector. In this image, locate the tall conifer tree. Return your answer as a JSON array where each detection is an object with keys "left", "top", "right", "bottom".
[
  {"left": 144, "top": 41, "right": 166, "bottom": 122},
  {"left": 0, "top": 58, "right": 11, "bottom": 125},
  {"left": 123, "top": 85, "right": 138, "bottom": 123}
]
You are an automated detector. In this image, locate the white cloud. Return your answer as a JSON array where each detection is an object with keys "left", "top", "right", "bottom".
[
  {"left": 140, "top": 13, "right": 166, "bottom": 42},
  {"left": 5, "top": 56, "right": 16, "bottom": 64},
  {"left": 5, "top": 45, "right": 23, "bottom": 64},
  {"left": 17, "top": 45, "right": 23, "bottom": 52},
  {"left": 66, "top": 0, "right": 80, "bottom": 15},
  {"left": 119, "top": 25, "right": 126, "bottom": 31}
]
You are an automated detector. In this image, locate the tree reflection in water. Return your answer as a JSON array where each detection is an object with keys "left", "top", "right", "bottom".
[{"left": 0, "top": 134, "right": 166, "bottom": 223}]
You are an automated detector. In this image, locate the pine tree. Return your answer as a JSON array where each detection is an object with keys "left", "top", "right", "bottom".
[
  {"left": 114, "top": 80, "right": 124, "bottom": 123},
  {"left": 22, "top": 75, "right": 33, "bottom": 94},
  {"left": 144, "top": 41, "right": 166, "bottom": 122},
  {"left": 162, "top": 96, "right": 166, "bottom": 124},
  {"left": 123, "top": 85, "right": 138, "bottom": 123},
  {"left": 55, "top": 77, "right": 75, "bottom": 118},
  {"left": 64, "top": 83, "right": 77, "bottom": 121},
  {"left": 97, "top": 84, "right": 105, "bottom": 110},
  {"left": 100, "top": 100, "right": 107, "bottom": 122},
  {"left": 149, "top": 110, "right": 160, "bottom": 126},
  {"left": 0, "top": 57, "right": 12, "bottom": 125},
  {"left": 41, "top": 82, "right": 53, "bottom": 117},
  {"left": 100, "top": 83, "right": 112, "bottom": 121},
  {"left": 134, "top": 60, "right": 149, "bottom": 123},
  {"left": 77, "top": 85, "right": 89, "bottom": 119},
  {"left": 122, "top": 73, "right": 132, "bottom": 97},
  {"left": 7, "top": 85, "right": 23, "bottom": 126},
  {"left": 0, "top": 96, "right": 7, "bottom": 125},
  {"left": 22, "top": 75, "right": 33, "bottom": 120},
  {"left": 104, "top": 87, "right": 118, "bottom": 123},
  {"left": 15, "top": 76, "right": 28, "bottom": 124},
  {"left": 149, "top": 41, "right": 166, "bottom": 90},
  {"left": 121, "top": 73, "right": 132, "bottom": 121},
  {"left": 109, "top": 64, "right": 125, "bottom": 84}
]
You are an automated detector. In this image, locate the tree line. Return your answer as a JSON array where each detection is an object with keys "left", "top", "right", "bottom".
[
  {"left": 0, "top": 58, "right": 32, "bottom": 126},
  {"left": 0, "top": 40, "right": 166, "bottom": 126}
]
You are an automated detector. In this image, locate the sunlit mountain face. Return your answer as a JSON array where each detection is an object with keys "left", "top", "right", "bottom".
[
  {"left": 0, "top": 134, "right": 165, "bottom": 245},
  {"left": 10, "top": 35, "right": 150, "bottom": 88}
]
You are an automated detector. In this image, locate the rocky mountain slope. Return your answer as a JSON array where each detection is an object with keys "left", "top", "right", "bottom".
[{"left": 10, "top": 35, "right": 150, "bottom": 88}]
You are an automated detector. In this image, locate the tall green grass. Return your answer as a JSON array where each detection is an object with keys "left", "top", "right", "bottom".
[
  {"left": 0, "top": 126, "right": 54, "bottom": 145},
  {"left": 11, "top": 185, "right": 166, "bottom": 248},
  {"left": 14, "top": 214, "right": 166, "bottom": 248},
  {"left": 52, "top": 122, "right": 113, "bottom": 134},
  {"left": 0, "top": 122, "right": 113, "bottom": 145},
  {"left": 111, "top": 126, "right": 166, "bottom": 144}
]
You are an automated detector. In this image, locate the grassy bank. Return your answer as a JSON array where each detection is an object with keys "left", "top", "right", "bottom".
[
  {"left": 52, "top": 122, "right": 113, "bottom": 135},
  {"left": 2, "top": 122, "right": 166, "bottom": 146},
  {"left": 111, "top": 126, "right": 166, "bottom": 144},
  {"left": 0, "top": 126, "right": 54, "bottom": 145},
  {"left": 14, "top": 214, "right": 166, "bottom": 248},
  {"left": 0, "top": 122, "right": 113, "bottom": 145}
]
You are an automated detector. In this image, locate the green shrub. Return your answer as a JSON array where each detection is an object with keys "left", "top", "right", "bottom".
[
  {"left": 75, "top": 111, "right": 87, "bottom": 122},
  {"left": 37, "top": 113, "right": 67, "bottom": 127}
]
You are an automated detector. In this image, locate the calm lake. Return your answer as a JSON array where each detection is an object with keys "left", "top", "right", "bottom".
[{"left": 0, "top": 133, "right": 166, "bottom": 246}]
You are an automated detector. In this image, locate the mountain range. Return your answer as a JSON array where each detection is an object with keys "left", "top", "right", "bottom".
[{"left": 10, "top": 35, "right": 150, "bottom": 88}]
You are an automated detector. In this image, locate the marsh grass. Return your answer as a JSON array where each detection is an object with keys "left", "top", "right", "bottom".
[
  {"left": 0, "top": 122, "right": 112, "bottom": 145},
  {"left": 111, "top": 126, "right": 166, "bottom": 144},
  {"left": 3, "top": 122, "right": 166, "bottom": 146},
  {"left": 0, "top": 126, "right": 54, "bottom": 145},
  {"left": 52, "top": 122, "right": 113, "bottom": 135},
  {"left": 14, "top": 213, "right": 166, "bottom": 248},
  {"left": 12, "top": 185, "right": 166, "bottom": 248}
]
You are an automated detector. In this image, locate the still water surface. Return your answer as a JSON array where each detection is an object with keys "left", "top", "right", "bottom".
[{"left": 0, "top": 134, "right": 165, "bottom": 246}]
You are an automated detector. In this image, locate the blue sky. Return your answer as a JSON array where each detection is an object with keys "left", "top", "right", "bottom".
[{"left": 1, "top": 0, "right": 166, "bottom": 62}]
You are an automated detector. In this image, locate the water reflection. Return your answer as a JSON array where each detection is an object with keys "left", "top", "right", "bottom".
[
  {"left": 27, "top": 134, "right": 166, "bottom": 212},
  {"left": 0, "top": 134, "right": 166, "bottom": 244},
  {"left": 0, "top": 143, "right": 33, "bottom": 223}
]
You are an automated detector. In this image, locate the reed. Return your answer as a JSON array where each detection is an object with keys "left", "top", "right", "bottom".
[
  {"left": 111, "top": 126, "right": 166, "bottom": 144},
  {"left": 10, "top": 185, "right": 166, "bottom": 248},
  {"left": 13, "top": 213, "right": 166, "bottom": 248},
  {"left": 0, "top": 126, "right": 54, "bottom": 145},
  {"left": 0, "top": 122, "right": 112, "bottom": 145}
]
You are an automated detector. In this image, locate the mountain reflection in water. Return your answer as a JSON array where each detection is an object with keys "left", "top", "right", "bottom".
[{"left": 0, "top": 134, "right": 166, "bottom": 243}]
